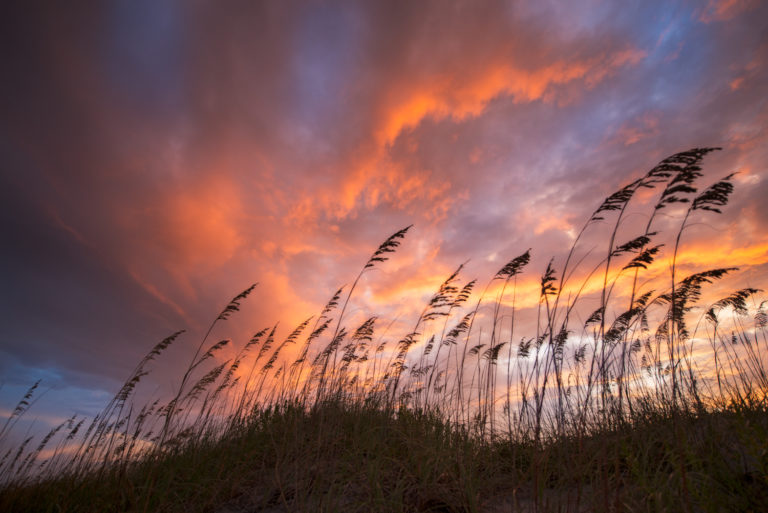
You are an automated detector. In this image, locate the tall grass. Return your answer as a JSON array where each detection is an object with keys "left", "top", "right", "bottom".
[{"left": 1, "top": 148, "right": 767, "bottom": 512}]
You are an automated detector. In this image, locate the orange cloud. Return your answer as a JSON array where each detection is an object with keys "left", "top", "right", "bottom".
[
  {"left": 728, "top": 42, "right": 765, "bottom": 93},
  {"left": 730, "top": 77, "right": 745, "bottom": 91},
  {"left": 482, "top": 234, "right": 768, "bottom": 316},
  {"left": 157, "top": 175, "right": 244, "bottom": 271},
  {"left": 376, "top": 49, "right": 645, "bottom": 146},
  {"left": 532, "top": 214, "right": 576, "bottom": 236},
  {"left": 110, "top": 172, "right": 248, "bottom": 316},
  {"left": 669, "top": 241, "right": 768, "bottom": 270},
  {"left": 285, "top": 47, "right": 646, "bottom": 230},
  {"left": 612, "top": 112, "right": 661, "bottom": 146},
  {"left": 287, "top": 154, "right": 459, "bottom": 227}
]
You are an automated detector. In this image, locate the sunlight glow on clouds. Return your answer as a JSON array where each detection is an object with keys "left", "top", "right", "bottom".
[{"left": 1, "top": 1, "right": 767, "bottom": 419}]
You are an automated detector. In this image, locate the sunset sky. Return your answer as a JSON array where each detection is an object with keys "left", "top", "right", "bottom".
[{"left": 1, "top": 0, "right": 767, "bottom": 426}]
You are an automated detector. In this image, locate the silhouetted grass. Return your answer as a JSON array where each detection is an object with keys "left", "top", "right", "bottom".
[{"left": 1, "top": 148, "right": 767, "bottom": 512}]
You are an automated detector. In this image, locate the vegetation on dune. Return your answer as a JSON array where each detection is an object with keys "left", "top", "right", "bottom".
[{"left": 1, "top": 148, "right": 767, "bottom": 512}]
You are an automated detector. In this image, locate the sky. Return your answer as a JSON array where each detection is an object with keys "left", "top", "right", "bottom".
[{"left": 1, "top": 0, "right": 767, "bottom": 428}]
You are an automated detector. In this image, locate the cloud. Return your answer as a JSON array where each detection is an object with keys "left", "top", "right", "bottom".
[
  {"left": 375, "top": 48, "right": 645, "bottom": 147},
  {"left": 699, "top": 0, "right": 760, "bottom": 23},
  {"left": 1, "top": 0, "right": 767, "bottom": 426}
]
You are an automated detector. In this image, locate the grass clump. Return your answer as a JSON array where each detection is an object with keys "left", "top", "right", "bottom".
[
  {"left": 2, "top": 148, "right": 768, "bottom": 512},
  {"left": 2, "top": 400, "right": 487, "bottom": 512}
]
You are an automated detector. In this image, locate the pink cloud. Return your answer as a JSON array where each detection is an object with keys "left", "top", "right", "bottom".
[{"left": 700, "top": 0, "right": 760, "bottom": 22}]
